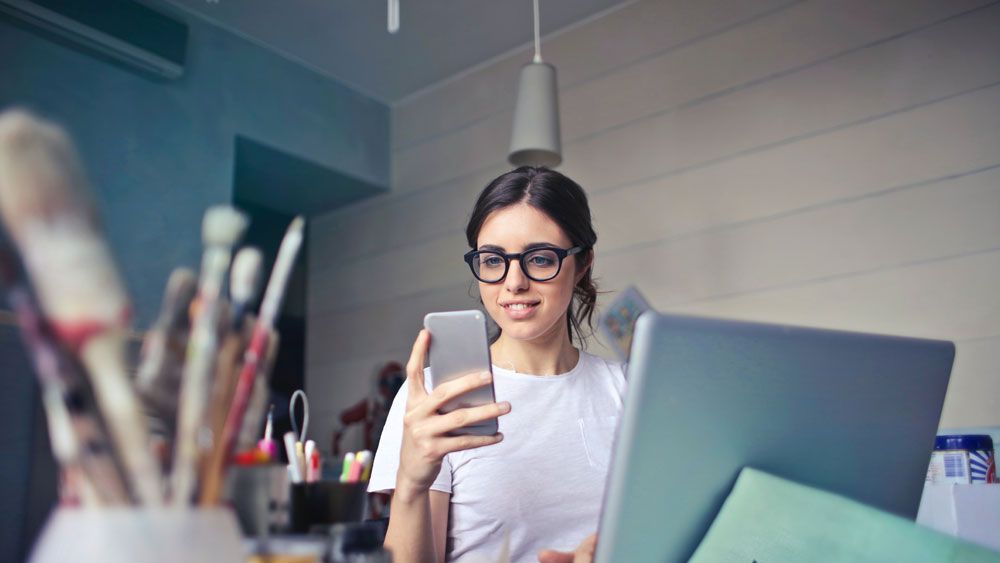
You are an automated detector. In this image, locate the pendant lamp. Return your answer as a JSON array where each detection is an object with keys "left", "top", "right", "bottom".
[
  {"left": 508, "top": 0, "right": 562, "bottom": 168},
  {"left": 387, "top": 0, "right": 399, "bottom": 34}
]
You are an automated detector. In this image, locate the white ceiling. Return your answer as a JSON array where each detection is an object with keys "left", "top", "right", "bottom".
[{"left": 161, "top": 0, "right": 634, "bottom": 103}]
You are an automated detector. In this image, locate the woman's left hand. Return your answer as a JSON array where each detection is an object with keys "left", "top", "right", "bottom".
[{"left": 537, "top": 533, "right": 597, "bottom": 563}]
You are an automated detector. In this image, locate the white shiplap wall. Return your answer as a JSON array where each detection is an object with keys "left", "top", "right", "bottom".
[{"left": 307, "top": 0, "right": 1000, "bottom": 447}]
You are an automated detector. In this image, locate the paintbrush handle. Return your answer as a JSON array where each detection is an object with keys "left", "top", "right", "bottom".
[
  {"left": 197, "top": 339, "right": 244, "bottom": 505},
  {"left": 136, "top": 268, "right": 195, "bottom": 429},
  {"left": 236, "top": 334, "right": 280, "bottom": 452},
  {"left": 40, "top": 383, "right": 101, "bottom": 505},
  {"left": 258, "top": 217, "right": 304, "bottom": 327},
  {"left": 218, "top": 326, "right": 269, "bottom": 467},
  {"left": 81, "top": 334, "right": 164, "bottom": 505},
  {"left": 170, "top": 321, "right": 220, "bottom": 504},
  {"left": 3, "top": 271, "right": 131, "bottom": 505}
]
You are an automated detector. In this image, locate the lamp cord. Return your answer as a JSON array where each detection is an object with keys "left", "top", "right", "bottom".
[{"left": 533, "top": 0, "right": 542, "bottom": 63}]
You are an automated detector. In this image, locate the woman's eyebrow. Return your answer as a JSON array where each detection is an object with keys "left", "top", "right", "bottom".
[
  {"left": 478, "top": 242, "right": 559, "bottom": 252},
  {"left": 522, "top": 242, "right": 559, "bottom": 251}
]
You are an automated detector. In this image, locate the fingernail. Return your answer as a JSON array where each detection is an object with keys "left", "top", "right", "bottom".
[
  {"left": 499, "top": 402, "right": 511, "bottom": 413},
  {"left": 480, "top": 371, "right": 492, "bottom": 381},
  {"left": 496, "top": 433, "right": 504, "bottom": 441}
]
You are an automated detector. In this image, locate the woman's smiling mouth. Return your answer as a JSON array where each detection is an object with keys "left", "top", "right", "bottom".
[{"left": 501, "top": 301, "right": 540, "bottom": 319}]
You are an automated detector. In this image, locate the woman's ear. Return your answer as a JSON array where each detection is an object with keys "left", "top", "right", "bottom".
[{"left": 575, "top": 249, "right": 594, "bottom": 283}]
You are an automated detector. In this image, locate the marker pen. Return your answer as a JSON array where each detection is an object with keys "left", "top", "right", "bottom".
[{"left": 339, "top": 452, "right": 355, "bottom": 483}]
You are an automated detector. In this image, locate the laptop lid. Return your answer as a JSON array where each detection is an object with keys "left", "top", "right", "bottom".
[{"left": 596, "top": 313, "right": 955, "bottom": 562}]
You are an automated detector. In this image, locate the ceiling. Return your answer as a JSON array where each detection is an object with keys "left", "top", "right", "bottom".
[{"left": 161, "top": 0, "right": 633, "bottom": 103}]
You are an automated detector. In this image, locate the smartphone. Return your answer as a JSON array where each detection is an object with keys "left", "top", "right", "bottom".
[{"left": 423, "top": 310, "right": 498, "bottom": 436}]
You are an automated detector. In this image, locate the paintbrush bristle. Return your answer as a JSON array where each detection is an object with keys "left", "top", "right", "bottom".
[
  {"left": 0, "top": 109, "right": 128, "bottom": 327},
  {"left": 202, "top": 206, "right": 248, "bottom": 249},
  {"left": 230, "top": 247, "right": 263, "bottom": 305},
  {"left": 0, "top": 110, "right": 96, "bottom": 237},
  {"left": 160, "top": 268, "right": 197, "bottom": 329}
]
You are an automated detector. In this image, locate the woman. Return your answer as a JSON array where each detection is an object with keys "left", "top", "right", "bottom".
[{"left": 369, "top": 167, "right": 626, "bottom": 563}]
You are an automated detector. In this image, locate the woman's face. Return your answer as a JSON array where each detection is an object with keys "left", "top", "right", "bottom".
[{"left": 475, "top": 203, "right": 588, "bottom": 343}]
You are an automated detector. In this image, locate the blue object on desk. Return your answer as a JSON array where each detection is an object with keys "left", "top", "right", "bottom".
[{"left": 936, "top": 435, "right": 995, "bottom": 452}]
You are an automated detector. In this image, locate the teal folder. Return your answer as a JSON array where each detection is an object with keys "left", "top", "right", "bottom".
[{"left": 690, "top": 468, "right": 1000, "bottom": 563}]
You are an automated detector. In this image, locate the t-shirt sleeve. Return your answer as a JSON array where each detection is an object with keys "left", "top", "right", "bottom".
[{"left": 367, "top": 370, "right": 454, "bottom": 495}]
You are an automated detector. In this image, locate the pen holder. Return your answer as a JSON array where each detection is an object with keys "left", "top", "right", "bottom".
[
  {"left": 225, "top": 463, "right": 290, "bottom": 537},
  {"left": 289, "top": 481, "right": 367, "bottom": 533},
  {"left": 29, "top": 506, "right": 245, "bottom": 563}
]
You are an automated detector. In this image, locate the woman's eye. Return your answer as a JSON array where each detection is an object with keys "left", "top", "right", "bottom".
[
  {"left": 528, "top": 255, "right": 556, "bottom": 267},
  {"left": 481, "top": 256, "right": 504, "bottom": 268}
]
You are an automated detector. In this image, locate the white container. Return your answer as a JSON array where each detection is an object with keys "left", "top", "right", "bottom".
[
  {"left": 29, "top": 507, "right": 246, "bottom": 563},
  {"left": 917, "top": 483, "right": 1000, "bottom": 553}
]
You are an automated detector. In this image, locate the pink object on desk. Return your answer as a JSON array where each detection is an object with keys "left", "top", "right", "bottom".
[
  {"left": 256, "top": 439, "right": 277, "bottom": 460},
  {"left": 346, "top": 458, "right": 363, "bottom": 483}
]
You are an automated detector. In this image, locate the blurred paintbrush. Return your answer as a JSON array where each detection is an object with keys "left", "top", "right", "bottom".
[
  {"left": 218, "top": 217, "right": 304, "bottom": 477},
  {"left": 198, "top": 247, "right": 263, "bottom": 505},
  {"left": 170, "top": 205, "right": 247, "bottom": 505},
  {"left": 228, "top": 247, "right": 262, "bottom": 329},
  {"left": 0, "top": 109, "right": 162, "bottom": 505},
  {"left": 207, "top": 248, "right": 262, "bottom": 451},
  {"left": 136, "top": 268, "right": 197, "bottom": 451},
  {"left": 0, "top": 246, "right": 131, "bottom": 505},
  {"left": 234, "top": 334, "right": 278, "bottom": 453}
]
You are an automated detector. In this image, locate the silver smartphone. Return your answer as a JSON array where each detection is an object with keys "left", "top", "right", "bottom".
[{"left": 423, "top": 310, "right": 498, "bottom": 436}]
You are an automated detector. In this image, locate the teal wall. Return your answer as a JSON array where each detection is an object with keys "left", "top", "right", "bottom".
[
  {"left": 0, "top": 6, "right": 390, "bottom": 327},
  {"left": 0, "top": 6, "right": 388, "bottom": 560}
]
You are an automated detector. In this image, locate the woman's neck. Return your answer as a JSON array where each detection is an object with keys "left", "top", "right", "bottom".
[{"left": 490, "top": 322, "right": 579, "bottom": 376}]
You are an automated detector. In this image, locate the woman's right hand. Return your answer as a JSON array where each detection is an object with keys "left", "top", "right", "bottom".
[{"left": 395, "top": 329, "right": 511, "bottom": 498}]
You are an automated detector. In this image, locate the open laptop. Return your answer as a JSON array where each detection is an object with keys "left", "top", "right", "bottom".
[{"left": 596, "top": 313, "right": 955, "bottom": 562}]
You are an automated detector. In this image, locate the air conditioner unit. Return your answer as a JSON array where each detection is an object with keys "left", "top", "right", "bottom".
[{"left": 0, "top": 0, "right": 188, "bottom": 79}]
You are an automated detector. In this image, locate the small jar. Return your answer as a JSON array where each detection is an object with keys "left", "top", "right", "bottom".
[{"left": 927, "top": 435, "right": 997, "bottom": 484}]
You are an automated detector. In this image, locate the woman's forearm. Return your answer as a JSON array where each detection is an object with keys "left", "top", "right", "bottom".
[{"left": 384, "top": 483, "right": 439, "bottom": 563}]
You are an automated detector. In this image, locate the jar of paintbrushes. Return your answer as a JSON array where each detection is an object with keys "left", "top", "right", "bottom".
[{"left": 0, "top": 109, "right": 308, "bottom": 562}]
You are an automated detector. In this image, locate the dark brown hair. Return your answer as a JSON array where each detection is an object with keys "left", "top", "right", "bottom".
[{"left": 465, "top": 166, "right": 598, "bottom": 345}]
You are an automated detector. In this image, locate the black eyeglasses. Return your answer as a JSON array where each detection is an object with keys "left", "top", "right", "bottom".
[{"left": 463, "top": 246, "right": 586, "bottom": 283}]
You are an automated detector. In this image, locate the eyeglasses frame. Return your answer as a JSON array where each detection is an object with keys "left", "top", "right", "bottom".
[{"left": 463, "top": 245, "right": 587, "bottom": 283}]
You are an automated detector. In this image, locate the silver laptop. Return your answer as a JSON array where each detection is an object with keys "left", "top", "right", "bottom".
[{"left": 596, "top": 313, "right": 955, "bottom": 562}]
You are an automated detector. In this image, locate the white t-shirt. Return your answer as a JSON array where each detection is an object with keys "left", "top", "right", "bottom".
[{"left": 369, "top": 351, "right": 627, "bottom": 563}]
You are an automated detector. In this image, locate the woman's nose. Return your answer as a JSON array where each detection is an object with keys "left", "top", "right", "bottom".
[{"left": 504, "top": 259, "right": 530, "bottom": 292}]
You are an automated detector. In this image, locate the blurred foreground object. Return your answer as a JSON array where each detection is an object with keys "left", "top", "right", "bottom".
[{"left": 0, "top": 109, "right": 161, "bottom": 504}]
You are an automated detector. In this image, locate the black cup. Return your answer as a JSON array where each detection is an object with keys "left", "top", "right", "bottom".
[{"left": 289, "top": 481, "right": 367, "bottom": 533}]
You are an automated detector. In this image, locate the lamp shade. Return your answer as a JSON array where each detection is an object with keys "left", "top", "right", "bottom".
[{"left": 508, "top": 61, "right": 562, "bottom": 168}]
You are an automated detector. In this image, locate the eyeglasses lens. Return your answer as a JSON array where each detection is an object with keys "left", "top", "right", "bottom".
[
  {"left": 474, "top": 251, "right": 507, "bottom": 282},
  {"left": 523, "top": 249, "right": 559, "bottom": 281}
]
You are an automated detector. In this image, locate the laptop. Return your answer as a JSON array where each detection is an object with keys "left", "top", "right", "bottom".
[{"left": 595, "top": 313, "right": 955, "bottom": 562}]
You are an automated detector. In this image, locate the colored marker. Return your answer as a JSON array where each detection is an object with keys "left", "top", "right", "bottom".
[
  {"left": 304, "top": 440, "right": 316, "bottom": 482},
  {"left": 295, "top": 441, "right": 306, "bottom": 480},
  {"left": 308, "top": 448, "right": 321, "bottom": 483},
  {"left": 357, "top": 450, "right": 374, "bottom": 482},
  {"left": 257, "top": 405, "right": 277, "bottom": 460},
  {"left": 283, "top": 432, "right": 302, "bottom": 483},
  {"left": 347, "top": 456, "right": 363, "bottom": 483},
  {"left": 339, "top": 452, "right": 355, "bottom": 483}
]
